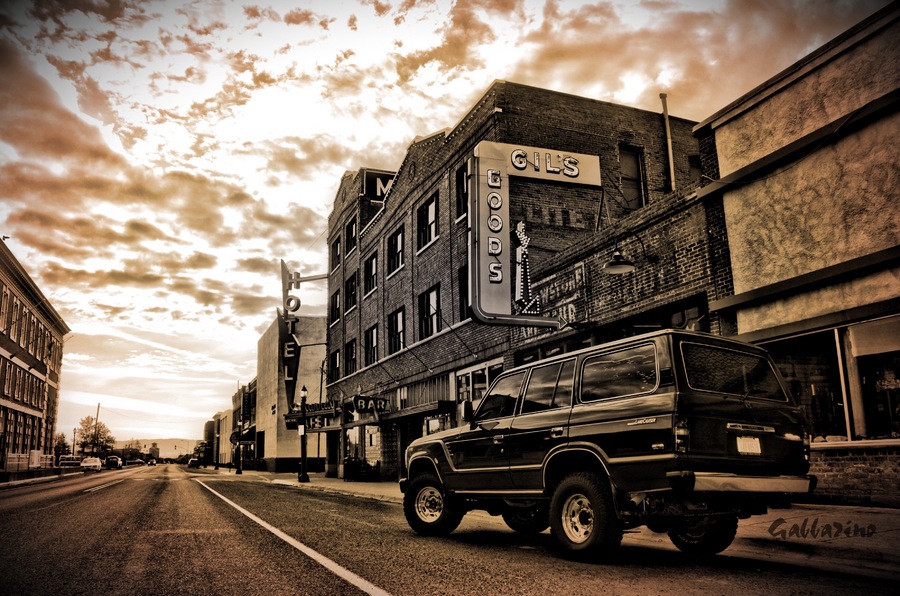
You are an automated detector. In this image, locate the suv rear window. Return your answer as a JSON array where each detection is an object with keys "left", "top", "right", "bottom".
[
  {"left": 581, "top": 344, "right": 658, "bottom": 402},
  {"left": 681, "top": 342, "right": 787, "bottom": 401}
]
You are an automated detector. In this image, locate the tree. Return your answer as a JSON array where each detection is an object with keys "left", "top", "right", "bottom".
[
  {"left": 53, "top": 433, "right": 70, "bottom": 459},
  {"left": 77, "top": 416, "right": 116, "bottom": 455}
]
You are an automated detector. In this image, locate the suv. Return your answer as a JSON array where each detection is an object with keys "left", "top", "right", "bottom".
[
  {"left": 400, "top": 330, "right": 815, "bottom": 558},
  {"left": 105, "top": 456, "right": 122, "bottom": 469}
]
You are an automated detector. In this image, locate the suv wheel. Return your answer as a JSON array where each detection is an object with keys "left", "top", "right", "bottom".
[
  {"left": 403, "top": 473, "right": 464, "bottom": 536},
  {"left": 502, "top": 505, "right": 550, "bottom": 535},
  {"left": 668, "top": 515, "right": 738, "bottom": 555},
  {"left": 549, "top": 472, "right": 623, "bottom": 559}
]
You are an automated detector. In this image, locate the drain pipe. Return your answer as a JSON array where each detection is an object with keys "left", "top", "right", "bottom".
[{"left": 660, "top": 93, "right": 676, "bottom": 192}]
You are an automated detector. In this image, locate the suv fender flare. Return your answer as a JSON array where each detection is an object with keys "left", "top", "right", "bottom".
[
  {"left": 407, "top": 453, "right": 443, "bottom": 484},
  {"left": 542, "top": 444, "right": 622, "bottom": 511}
]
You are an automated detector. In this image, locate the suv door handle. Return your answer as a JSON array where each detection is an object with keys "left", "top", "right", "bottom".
[
  {"left": 550, "top": 427, "right": 564, "bottom": 438},
  {"left": 493, "top": 435, "right": 505, "bottom": 444}
]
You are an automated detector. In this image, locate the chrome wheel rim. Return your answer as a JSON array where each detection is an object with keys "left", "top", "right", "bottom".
[
  {"left": 415, "top": 486, "right": 444, "bottom": 522},
  {"left": 562, "top": 492, "right": 594, "bottom": 544}
]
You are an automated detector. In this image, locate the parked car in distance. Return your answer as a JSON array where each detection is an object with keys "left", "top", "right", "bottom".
[
  {"left": 148, "top": 459, "right": 156, "bottom": 466},
  {"left": 187, "top": 458, "right": 200, "bottom": 468},
  {"left": 125, "top": 459, "right": 145, "bottom": 466},
  {"left": 58, "top": 456, "right": 80, "bottom": 468},
  {"left": 80, "top": 457, "right": 102, "bottom": 472},
  {"left": 105, "top": 456, "right": 122, "bottom": 469}
]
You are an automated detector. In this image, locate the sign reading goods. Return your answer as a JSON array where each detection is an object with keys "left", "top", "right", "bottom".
[{"left": 469, "top": 141, "right": 600, "bottom": 328}]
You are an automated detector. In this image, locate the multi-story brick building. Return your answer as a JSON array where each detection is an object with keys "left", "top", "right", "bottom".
[
  {"left": 693, "top": 3, "right": 900, "bottom": 506},
  {"left": 326, "top": 81, "right": 703, "bottom": 480},
  {"left": 0, "top": 239, "right": 69, "bottom": 476}
]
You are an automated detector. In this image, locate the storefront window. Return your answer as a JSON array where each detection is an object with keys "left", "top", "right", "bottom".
[{"left": 765, "top": 315, "right": 900, "bottom": 442}]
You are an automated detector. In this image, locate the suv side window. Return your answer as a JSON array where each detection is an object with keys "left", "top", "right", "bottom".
[
  {"left": 475, "top": 371, "right": 526, "bottom": 421},
  {"left": 521, "top": 359, "right": 576, "bottom": 414},
  {"left": 581, "top": 343, "right": 657, "bottom": 402}
]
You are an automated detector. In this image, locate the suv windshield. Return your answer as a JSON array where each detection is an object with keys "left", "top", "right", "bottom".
[{"left": 681, "top": 342, "right": 787, "bottom": 401}]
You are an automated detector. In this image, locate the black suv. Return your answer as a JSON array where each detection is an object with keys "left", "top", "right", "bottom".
[{"left": 400, "top": 330, "right": 815, "bottom": 558}]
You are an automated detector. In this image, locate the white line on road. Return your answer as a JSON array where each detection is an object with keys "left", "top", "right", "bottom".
[
  {"left": 196, "top": 479, "right": 392, "bottom": 596},
  {"left": 84, "top": 479, "right": 126, "bottom": 493}
]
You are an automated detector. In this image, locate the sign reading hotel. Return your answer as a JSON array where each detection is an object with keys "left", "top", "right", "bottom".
[{"left": 469, "top": 141, "right": 601, "bottom": 328}]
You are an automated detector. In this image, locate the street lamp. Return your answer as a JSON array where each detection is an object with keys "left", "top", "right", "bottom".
[
  {"left": 214, "top": 432, "right": 220, "bottom": 470},
  {"left": 298, "top": 385, "right": 310, "bottom": 483}
]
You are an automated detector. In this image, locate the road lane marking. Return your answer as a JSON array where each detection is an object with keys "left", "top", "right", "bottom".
[
  {"left": 84, "top": 479, "right": 126, "bottom": 493},
  {"left": 196, "top": 480, "right": 392, "bottom": 596}
]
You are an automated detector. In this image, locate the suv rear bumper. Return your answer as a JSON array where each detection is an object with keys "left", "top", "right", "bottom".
[{"left": 667, "top": 471, "right": 817, "bottom": 494}]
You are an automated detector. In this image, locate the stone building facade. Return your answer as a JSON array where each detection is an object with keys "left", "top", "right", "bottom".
[
  {"left": 0, "top": 240, "right": 69, "bottom": 476},
  {"left": 693, "top": 4, "right": 900, "bottom": 505}
]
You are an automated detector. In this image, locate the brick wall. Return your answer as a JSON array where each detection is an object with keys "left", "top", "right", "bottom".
[{"left": 808, "top": 447, "right": 900, "bottom": 508}]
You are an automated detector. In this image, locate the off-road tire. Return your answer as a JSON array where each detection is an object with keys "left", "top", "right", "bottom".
[
  {"left": 668, "top": 514, "right": 739, "bottom": 555},
  {"left": 502, "top": 505, "right": 550, "bottom": 535},
  {"left": 403, "top": 473, "right": 464, "bottom": 536},
  {"left": 549, "top": 472, "right": 623, "bottom": 559}
]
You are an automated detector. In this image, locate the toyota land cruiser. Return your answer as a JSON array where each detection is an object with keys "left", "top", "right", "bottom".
[{"left": 400, "top": 330, "right": 816, "bottom": 558}]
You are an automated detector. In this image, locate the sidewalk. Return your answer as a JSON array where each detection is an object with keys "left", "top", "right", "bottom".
[{"left": 246, "top": 470, "right": 900, "bottom": 580}]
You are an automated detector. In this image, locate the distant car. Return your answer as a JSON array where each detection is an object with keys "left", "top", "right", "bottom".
[
  {"left": 80, "top": 457, "right": 102, "bottom": 472},
  {"left": 105, "top": 456, "right": 122, "bottom": 469},
  {"left": 148, "top": 459, "right": 156, "bottom": 466},
  {"left": 187, "top": 458, "right": 200, "bottom": 468},
  {"left": 125, "top": 459, "right": 145, "bottom": 466}
]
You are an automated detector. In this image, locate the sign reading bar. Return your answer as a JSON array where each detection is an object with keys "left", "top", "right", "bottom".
[{"left": 469, "top": 141, "right": 600, "bottom": 328}]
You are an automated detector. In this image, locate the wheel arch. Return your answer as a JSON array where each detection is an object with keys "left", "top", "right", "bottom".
[
  {"left": 407, "top": 454, "right": 442, "bottom": 483},
  {"left": 543, "top": 446, "right": 616, "bottom": 496}
]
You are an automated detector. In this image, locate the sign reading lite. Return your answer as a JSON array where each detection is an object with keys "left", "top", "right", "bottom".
[{"left": 469, "top": 141, "right": 601, "bottom": 328}]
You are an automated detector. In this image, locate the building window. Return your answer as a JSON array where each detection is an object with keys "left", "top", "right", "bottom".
[
  {"left": 364, "top": 325, "right": 378, "bottom": 366},
  {"left": 455, "top": 165, "right": 468, "bottom": 220},
  {"left": 457, "top": 265, "right": 469, "bottom": 322},
  {"left": 416, "top": 193, "right": 438, "bottom": 250},
  {"left": 688, "top": 154, "right": 702, "bottom": 184},
  {"left": 345, "top": 218, "right": 357, "bottom": 255},
  {"left": 418, "top": 284, "right": 440, "bottom": 340},
  {"left": 766, "top": 315, "right": 900, "bottom": 442},
  {"left": 344, "top": 272, "right": 358, "bottom": 312},
  {"left": 388, "top": 307, "right": 405, "bottom": 354},
  {"left": 363, "top": 252, "right": 378, "bottom": 296},
  {"left": 344, "top": 339, "right": 357, "bottom": 376},
  {"left": 330, "top": 237, "right": 341, "bottom": 271},
  {"left": 619, "top": 145, "right": 646, "bottom": 210},
  {"left": 329, "top": 290, "right": 340, "bottom": 325},
  {"left": 387, "top": 225, "right": 404, "bottom": 274},
  {"left": 328, "top": 350, "right": 341, "bottom": 383}
]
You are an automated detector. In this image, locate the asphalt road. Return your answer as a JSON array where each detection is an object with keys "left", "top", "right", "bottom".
[{"left": 0, "top": 464, "right": 895, "bottom": 595}]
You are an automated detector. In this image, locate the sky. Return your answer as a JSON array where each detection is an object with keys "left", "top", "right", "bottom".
[{"left": 0, "top": 0, "right": 890, "bottom": 442}]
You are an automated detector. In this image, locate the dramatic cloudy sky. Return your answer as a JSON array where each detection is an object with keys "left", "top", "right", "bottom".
[{"left": 0, "top": 0, "right": 889, "bottom": 442}]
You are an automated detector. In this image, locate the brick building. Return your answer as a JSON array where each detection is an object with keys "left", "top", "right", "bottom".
[
  {"left": 326, "top": 81, "right": 702, "bottom": 480},
  {"left": 693, "top": 4, "right": 900, "bottom": 506},
  {"left": 0, "top": 239, "right": 69, "bottom": 476}
]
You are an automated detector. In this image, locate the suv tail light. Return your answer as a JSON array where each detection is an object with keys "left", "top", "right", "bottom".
[{"left": 674, "top": 419, "right": 689, "bottom": 453}]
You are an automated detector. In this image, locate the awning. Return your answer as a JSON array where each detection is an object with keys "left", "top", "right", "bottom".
[{"left": 229, "top": 427, "right": 256, "bottom": 445}]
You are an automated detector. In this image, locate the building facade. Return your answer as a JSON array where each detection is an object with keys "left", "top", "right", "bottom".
[
  {"left": 326, "top": 81, "right": 702, "bottom": 480},
  {"left": 693, "top": 4, "right": 900, "bottom": 505},
  {"left": 0, "top": 240, "right": 69, "bottom": 474},
  {"left": 257, "top": 314, "right": 328, "bottom": 473}
]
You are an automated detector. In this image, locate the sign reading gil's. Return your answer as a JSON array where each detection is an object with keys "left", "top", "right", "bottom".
[{"left": 469, "top": 141, "right": 601, "bottom": 328}]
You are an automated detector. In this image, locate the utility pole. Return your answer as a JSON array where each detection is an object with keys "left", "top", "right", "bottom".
[{"left": 92, "top": 403, "right": 100, "bottom": 456}]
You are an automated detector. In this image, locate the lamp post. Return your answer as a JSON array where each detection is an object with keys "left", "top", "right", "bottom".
[
  {"left": 298, "top": 385, "right": 310, "bottom": 483},
  {"left": 214, "top": 432, "right": 220, "bottom": 470}
]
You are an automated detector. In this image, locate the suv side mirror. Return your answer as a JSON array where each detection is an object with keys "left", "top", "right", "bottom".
[{"left": 463, "top": 400, "right": 473, "bottom": 424}]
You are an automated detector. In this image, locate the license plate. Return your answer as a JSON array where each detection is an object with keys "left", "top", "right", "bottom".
[{"left": 737, "top": 436, "right": 761, "bottom": 456}]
